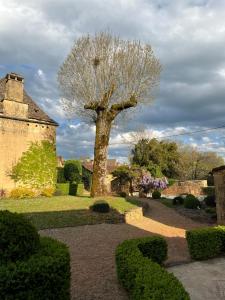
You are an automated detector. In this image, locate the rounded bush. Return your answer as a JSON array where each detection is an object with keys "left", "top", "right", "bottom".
[
  {"left": 152, "top": 190, "right": 161, "bottom": 199},
  {"left": 0, "top": 210, "right": 40, "bottom": 263},
  {"left": 0, "top": 237, "right": 70, "bottom": 300},
  {"left": 173, "top": 196, "right": 184, "bottom": 205},
  {"left": 91, "top": 201, "right": 110, "bottom": 213},
  {"left": 119, "top": 192, "right": 127, "bottom": 198},
  {"left": 204, "top": 195, "right": 216, "bottom": 207},
  {"left": 184, "top": 194, "right": 200, "bottom": 209}
]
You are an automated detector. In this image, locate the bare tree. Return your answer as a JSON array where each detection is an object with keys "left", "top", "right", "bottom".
[{"left": 58, "top": 32, "right": 161, "bottom": 197}]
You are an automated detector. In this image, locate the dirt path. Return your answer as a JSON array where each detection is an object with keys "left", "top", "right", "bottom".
[{"left": 40, "top": 200, "right": 210, "bottom": 300}]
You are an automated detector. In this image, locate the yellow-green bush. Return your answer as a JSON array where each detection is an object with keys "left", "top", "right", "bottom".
[{"left": 10, "top": 187, "right": 35, "bottom": 199}]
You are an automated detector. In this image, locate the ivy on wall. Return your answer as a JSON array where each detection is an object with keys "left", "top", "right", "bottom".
[{"left": 11, "top": 140, "right": 57, "bottom": 189}]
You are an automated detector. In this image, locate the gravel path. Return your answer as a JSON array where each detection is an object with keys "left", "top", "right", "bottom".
[{"left": 40, "top": 200, "right": 210, "bottom": 300}]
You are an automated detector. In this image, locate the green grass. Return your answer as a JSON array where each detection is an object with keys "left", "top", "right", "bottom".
[
  {"left": 0, "top": 196, "right": 140, "bottom": 230},
  {"left": 159, "top": 197, "right": 174, "bottom": 208}
]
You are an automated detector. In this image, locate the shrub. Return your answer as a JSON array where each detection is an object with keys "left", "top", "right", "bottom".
[
  {"left": 119, "top": 191, "right": 127, "bottom": 198},
  {"left": 0, "top": 237, "right": 70, "bottom": 300},
  {"left": 41, "top": 187, "right": 55, "bottom": 197},
  {"left": 57, "top": 167, "right": 66, "bottom": 183},
  {"left": 10, "top": 187, "right": 36, "bottom": 199},
  {"left": 152, "top": 190, "right": 161, "bottom": 199},
  {"left": 0, "top": 189, "right": 6, "bottom": 198},
  {"left": 204, "top": 195, "right": 216, "bottom": 207},
  {"left": 56, "top": 183, "right": 70, "bottom": 195},
  {"left": 91, "top": 201, "right": 110, "bottom": 213},
  {"left": 184, "top": 194, "right": 200, "bottom": 209},
  {"left": 116, "top": 237, "right": 189, "bottom": 300},
  {"left": 77, "top": 183, "right": 84, "bottom": 196},
  {"left": 173, "top": 196, "right": 184, "bottom": 205},
  {"left": 69, "top": 182, "right": 77, "bottom": 196},
  {"left": 0, "top": 211, "right": 40, "bottom": 263},
  {"left": 202, "top": 186, "right": 215, "bottom": 196},
  {"left": 186, "top": 227, "right": 223, "bottom": 260},
  {"left": 64, "top": 160, "right": 82, "bottom": 183}
]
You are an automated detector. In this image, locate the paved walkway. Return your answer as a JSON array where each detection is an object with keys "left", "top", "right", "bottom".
[
  {"left": 168, "top": 257, "right": 225, "bottom": 300},
  {"left": 40, "top": 200, "right": 210, "bottom": 300}
]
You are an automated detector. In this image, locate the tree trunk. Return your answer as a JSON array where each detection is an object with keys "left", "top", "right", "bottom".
[{"left": 91, "top": 111, "right": 112, "bottom": 197}]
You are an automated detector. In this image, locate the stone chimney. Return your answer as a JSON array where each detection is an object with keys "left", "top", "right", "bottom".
[
  {"left": 5, "top": 73, "right": 24, "bottom": 102},
  {"left": 3, "top": 73, "right": 28, "bottom": 119}
]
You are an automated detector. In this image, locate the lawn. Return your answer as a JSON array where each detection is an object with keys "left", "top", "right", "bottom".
[{"left": 0, "top": 196, "right": 140, "bottom": 230}]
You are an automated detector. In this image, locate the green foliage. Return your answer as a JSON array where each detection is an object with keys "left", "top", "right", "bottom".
[
  {"left": 152, "top": 190, "right": 161, "bottom": 199},
  {"left": 131, "top": 138, "right": 180, "bottom": 178},
  {"left": 11, "top": 140, "right": 57, "bottom": 190},
  {"left": 119, "top": 192, "right": 127, "bottom": 197},
  {"left": 90, "top": 201, "right": 110, "bottom": 213},
  {"left": 69, "top": 182, "right": 77, "bottom": 196},
  {"left": 173, "top": 196, "right": 184, "bottom": 205},
  {"left": 186, "top": 227, "right": 223, "bottom": 260},
  {"left": 82, "top": 167, "right": 92, "bottom": 190},
  {"left": 0, "top": 211, "right": 40, "bottom": 264},
  {"left": 77, "top": 183, "right": 84, "bottom": 196},
  {"left": 0, "top": 237, "right": 70, "bottom": 300},
  {"left": 10, "top": 187, "right": 36, "bottom": 199},
  {"left": 56, "top": 183, "right": 70, "bottom": 195},
  {"left": 168, "top": 178, "right": 176, "bottom": 186},
  {"left": 204, "top": 195, "right": 216, "bottom": 207},
  {"left": 57, "top": 167, "right": 66, "bottom": 183},
  {"left": 202, "top": 186, "right": 215, "bottom": 196},
  {"left": 184, "top": 194, "right": 200, "bottom": 209},
  {"left": 64, "top": 160, "right": 82, "bottom": 183},
  {"left": 116, "top": 237, "right": 189, "bottom": 300}
]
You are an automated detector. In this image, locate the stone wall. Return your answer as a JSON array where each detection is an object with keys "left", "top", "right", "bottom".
[
  {"left": 213, "top": 169, "right": 225, "bottom": 225},
  {"left": 162, "top": 180, "right": 208, "bottom": 197},
  {"left": 124, "top": 207, "right": 143, "bottom": 223},
  {"left": 0, "top": 117, "right": 56, "bottom": 191}
]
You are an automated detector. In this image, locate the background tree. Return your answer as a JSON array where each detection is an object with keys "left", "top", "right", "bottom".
[
  {"left": 58, "top": 32, "right": 161, "bottom": 197},
  {"left": 131, "top": 138, "right": 180, "bottom": 178}
]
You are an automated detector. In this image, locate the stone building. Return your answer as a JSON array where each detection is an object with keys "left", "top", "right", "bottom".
[{"left": 0, "top": 73, "right": 58, "bottom": 191}]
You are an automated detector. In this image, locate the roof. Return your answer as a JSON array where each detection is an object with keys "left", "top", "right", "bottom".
[
  {"left": 212, "top": 165, "right": 225, "bottom": 173},
  {"left": 0, "top": 76, "right": 58, "bottom": 126}
]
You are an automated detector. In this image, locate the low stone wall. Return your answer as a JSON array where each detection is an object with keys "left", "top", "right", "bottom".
[
  {"left": 124, "top": 207, "right": 143, "bottom": 223},
  {"left": 162, "top": 180, "right": 207, "bottom": 197}
]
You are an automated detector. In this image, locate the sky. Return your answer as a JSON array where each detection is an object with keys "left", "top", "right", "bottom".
[{"left": 1, "top": 0, "right": 225, "bottom": 161}]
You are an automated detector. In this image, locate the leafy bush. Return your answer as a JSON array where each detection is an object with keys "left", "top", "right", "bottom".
[
  {"left": 41, "top": 187, "right": 55, "bottom": 197},
  {"left": 56, "top": 183, "right": 70, "bottom": 195},
  {"left": 116, "top": 237, "right": 189, "bottom": 300},
  {"left": 173, "top": 196, "right": 184, "bottom": 205},
  {"left": 0, "top": 189, "right": 6, "bottom": 198},
  {"left": 202, "top": 186, "right": 215, "bottom": 196},
  {"left": 0, "top": 211, "right": 40, "bottom": 263},
  {"left": 77, "top": 183, "right": 84, "bottom": 196},
  {"left": 204, "top": 195, "right": 216, "bottom": 207},
  {"left": 0, "top": 237, "right": 70, "bottom": 300},
  {"left": 64, "top": 160, "right": 82, "bottom": 183},
  {"left": 69, "top": 182, "right": 77, "bottom": 196},
  {"left": 57, "top": 167, "right": 66, "bottom": 183},
  {"left": 184, "top": 194, "right": 200, "bottom": 209},
  {"left": 152, "top": 190, "right": 161, "bottom": 199},
  {"left": 186, "top": 227, "right": 223, "bottom": 260},
  {"left": 119, "top": 191, "right": 127, "bottom": 198},
  {"left": 91, "top": 201, "right": 110, "bottom": 213},
  {"left": 10, "top": 187, "right": 36, "bottom": 199},
  {"left": 168, "top": 178, "right": 176, "bottom": 186}
]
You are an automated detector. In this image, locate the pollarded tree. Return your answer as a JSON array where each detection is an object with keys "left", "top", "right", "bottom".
[{"left": 58, "top": 32, "right": 161, "bottom": 197}]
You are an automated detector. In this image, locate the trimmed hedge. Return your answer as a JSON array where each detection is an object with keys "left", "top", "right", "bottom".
[
  {"left": 0, "top": 211, "right": 40, "bottom": 264},
  {"left": 69, "top": 182, "right": 77, "bottom": 196},
  {"left": 173, "top": 196, "right": 184, "bottom": 205},
  {"left": 116, "top": 237, "right": 189, "bottom": 300},
  {"left": 90, "top": 201, "right": 110, "bottom": 213},
  {"left": 152, "top": 190, "right": 161, "bottom": 199},
  {"left": 0, "top": 237, "right": 70, "bottom": 299},
  {"left": 76, "top": 183, "right": 84, "bottom": 196},
  {"left": 56, "top": 183, "right": 70, "bottom": 195},
  {"left": 184, "top": 194, "right": 200, "bottom": 209},
  {"left": 186, "top": 226, "right": 225, "bottom": 260}
]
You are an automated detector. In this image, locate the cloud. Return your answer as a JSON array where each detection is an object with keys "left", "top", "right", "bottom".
[{"left": 1, "top": 0, "right": 225, "bottom": 161}]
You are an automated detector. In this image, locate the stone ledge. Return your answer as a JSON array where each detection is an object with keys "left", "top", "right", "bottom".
[{"left": 124, "top": 207, "right": 143, "bottom": 223}]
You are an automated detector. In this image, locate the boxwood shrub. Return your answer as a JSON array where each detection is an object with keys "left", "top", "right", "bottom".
[
  {"left": 0, "top": 210, "right": 40, "bottom": 264},
  {"left": 90, "top": 201, "right": 110, "bottom": 213},
  {"left": 116, "top": 236, "right": 189, "bottom": 300},
  {"left": 184, "top": 194, "right": 200, "bottom": 209},
  {"left": 0, "top": 237, "right": 70, "bottom": 300},
  {"left": 152, "top": 190, "right": 161, "bottom": 199},
  {"left": 173, "top": 196, "right": 184, "bottom": 205},
  {"left": 186, "top": 227, "right": 223, "bottom": 260}
]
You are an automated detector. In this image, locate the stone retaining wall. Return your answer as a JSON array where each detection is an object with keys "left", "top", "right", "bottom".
[
  {"left": 162, "top": 180, "right": 207, "bottom": 197},
  {"left": 124, "top": 207, "right": 143, "bottom": 223}
]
